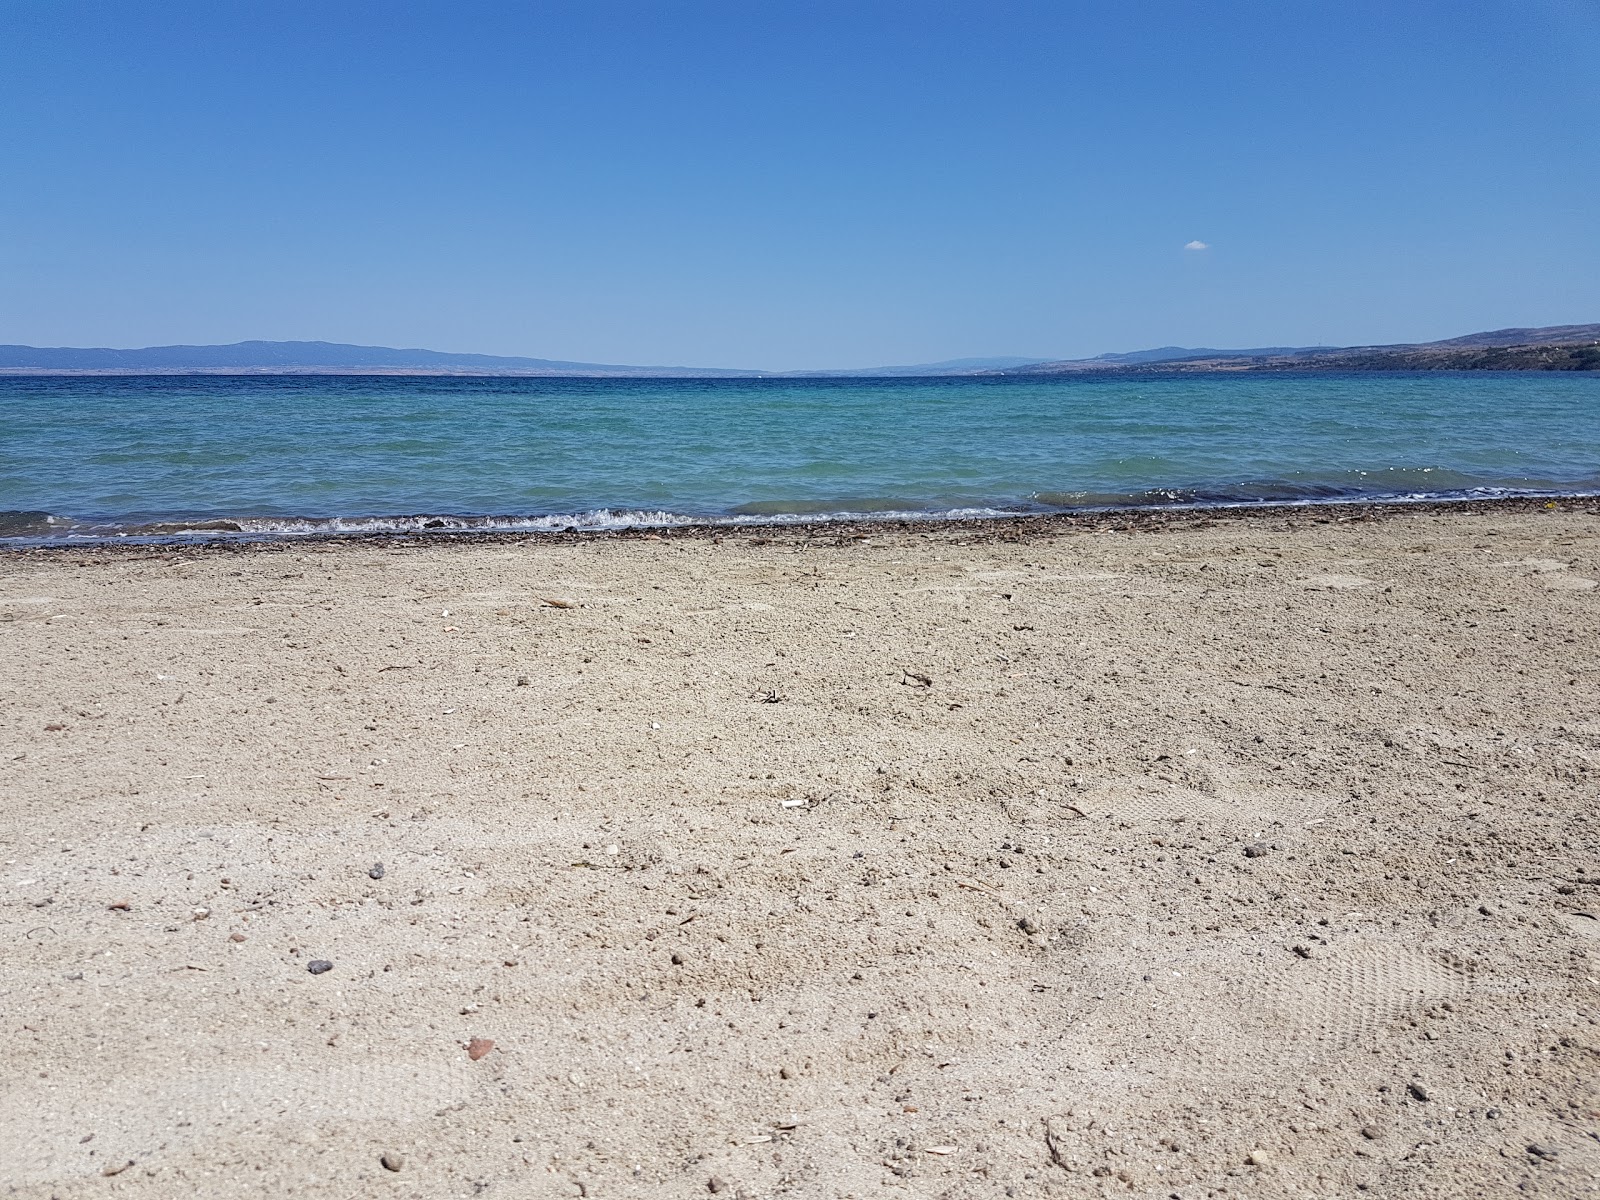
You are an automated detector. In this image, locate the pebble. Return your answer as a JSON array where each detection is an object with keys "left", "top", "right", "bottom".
[
  {"left": 229, "top": 932, "right": 247, "bottom": 943},
  {"left": 1407, "top": 1082, "right": 1431, "bottom": 1102},
  {"left": 380, "top": 1151, "right": 405, "bottom": 1172},
  {"left": 1292, "top": 944, "right": 1314, "bottom": 959},
  {"left": 467, "top": 1037, "right": 495, "bottom": 1061},
  {"left": 1360, "top": 1125, "right": 1384, "bottom": 1140},
  {"left": 1018, "top": 916, "right": 1040, "bottom": 935},
  {"left": 707, "top": 1178, "right": 728, "bottom": 1194},
  {"left": 1528, "top": 1143, "right": 1559, "bottom": 1161},
  {"left": 369, "top": 863, "right": 385, "bottom": 880},
  {"left": 1245, "top": 1149, "right": 1275, "bottom": 1167},
  {"left": 307, "top": 959, "right": 334, "bottom": 975},
  {"left": 1243, "top": 843, "right": 1271, "bottom": 858},
  {"left": 671, "top": 952, "right": 686, "bottom": 965}
]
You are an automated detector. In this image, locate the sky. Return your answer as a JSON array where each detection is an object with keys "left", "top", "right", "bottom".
[{"left": 2, "top": 1, "right": 1597, "bottom": 370}]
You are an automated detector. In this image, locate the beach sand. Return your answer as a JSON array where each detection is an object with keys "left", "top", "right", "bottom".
[{"left": 2, "top": 502, "right": 1597, "bottom": 1198}]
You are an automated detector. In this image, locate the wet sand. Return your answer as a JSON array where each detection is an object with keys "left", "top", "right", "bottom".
[{"left": 2, "top": 501, "right": 1598, "bottom": 1198}]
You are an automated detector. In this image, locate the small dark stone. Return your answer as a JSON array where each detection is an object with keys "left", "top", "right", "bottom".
[
  {"left": 1486, "top": 1108, "right": 1502, "bottom": 1119},
  {"left": 1528, "top": 1143, "right": 1558, "bottom": 1161},
  {"left": 1407, "top": 1082, "right": 1430, "bottom": 1102},
  {"left": 380, "top": 1151, "right": 405, "bottom": 1172},
  {"left": 1244, "top": 842, "right": 1271, "bottom": 858},
  {"left": 707, "top": 1177, "right": 728, "bottom": 1194},
  {"left": 671, "top": 952, "right": 685, "bottom": 965},
  {"left": 307, "top": 959, "right": 334, "bottom": 975},
  {"left": 1018, "top": 916, "right": 1040, "bottom": 935},
  {"left": 1292, "top": 944, "right": 1314, "bottom": 959},
  {"left": 1360, "top": 1125, "right": 1384, "bottom": 1140},
  {"left": 369, "top": 863, "right": 385, "bottom": 880}
]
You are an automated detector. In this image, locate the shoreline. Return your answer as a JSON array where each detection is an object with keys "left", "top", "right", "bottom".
[{"left": 6, "top": 491, "right": 1597, "bottom": 556}]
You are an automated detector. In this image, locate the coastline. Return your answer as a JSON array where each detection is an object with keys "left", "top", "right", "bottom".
[
  {"left": 2, "top": 500, "right": 1596, "bottom": 1196},
  {"left": 6, "top": 491, "right": 1597, "bottom": 556}
]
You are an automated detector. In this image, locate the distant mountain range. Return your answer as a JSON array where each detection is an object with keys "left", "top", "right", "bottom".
[
  {"left": 0, "top": 325, "right": 1595, "bottom": 377},
  {"left": 0, "top": 340, "right": 754, "bottom": 377},
  {"left": 1010, "top": 324, "right": 1600, "bottom": 375}
]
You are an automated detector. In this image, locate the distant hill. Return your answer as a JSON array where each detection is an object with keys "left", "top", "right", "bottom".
[
  {"left": 1086, "top": 344, "right": 1336, "bottom": 365},
  {"left": 0, "top": 340, "right": 758, "bottom": 377},
  {"left": 1012, "top": 325, "right": 1600, "bottom": 375},
  {"left": 0, "top": 341, "right": 1052, "bottom": 378}
]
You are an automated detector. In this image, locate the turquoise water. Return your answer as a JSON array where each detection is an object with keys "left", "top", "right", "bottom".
[{"left": 1, "top": 373, "right": 1596, "bottom": 541}]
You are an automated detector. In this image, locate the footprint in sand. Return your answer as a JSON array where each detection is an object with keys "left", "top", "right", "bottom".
[
  {"left": 1072, "top": 785, "right": 1324, "bottom": 828},
  {"left": 1233, "top": 938, "right": 1471, "bottom": 1050},
  {"left": 1494, "top": 558, "right": 1597, "bottom": 590}
]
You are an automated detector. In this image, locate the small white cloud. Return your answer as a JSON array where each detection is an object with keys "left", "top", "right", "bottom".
[{"left": 1184, "top": 240, "right": 1210, "bottom": 251}]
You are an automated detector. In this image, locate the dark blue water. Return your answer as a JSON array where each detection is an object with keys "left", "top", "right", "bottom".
[{"left": 1, "top": 373, "right": 1596, "bottom": 541}]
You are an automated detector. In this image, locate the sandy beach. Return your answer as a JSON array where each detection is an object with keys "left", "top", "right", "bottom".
[{"left": 2, "top": 501, "right": 1597, "bottom": 1199}]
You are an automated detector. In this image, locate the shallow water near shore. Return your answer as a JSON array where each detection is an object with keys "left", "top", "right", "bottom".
[{"left": 2, "top": 372, "right": 1596, "bottom": 542}]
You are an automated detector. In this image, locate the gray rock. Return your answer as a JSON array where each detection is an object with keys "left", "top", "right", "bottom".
[
  {"left": 307, "top": 959, "right": 334, "bottom": 975},
  {"left": 369, "top": 863, "right": 385, "bottom": 880},
  {"left": 1244, "top": 842, "right": 1271, "bottom": 858},
  {"left": 1407, "top": 1082, "right": 1430, "bottom": 1102},
  {"left": 380, "top": 1151, "right": 405, "bottom": 1172}
]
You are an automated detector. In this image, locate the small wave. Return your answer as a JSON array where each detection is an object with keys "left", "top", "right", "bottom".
[
  {"left": 3, "top": 486, "right": 1594, "bottom": 547},
  {"left": 0, "top": 505, "right": 1026, "bottom": 545},
  {"left": 1032, "top": 480, "right": 1600, "bottom": 511},
  {"left": 211, "top": 506, "right": 1023, "bottom": 535}
]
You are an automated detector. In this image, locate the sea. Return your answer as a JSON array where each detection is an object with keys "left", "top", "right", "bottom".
[{"left": 2, "top": 372, "right": 1596, "bottom": 544}]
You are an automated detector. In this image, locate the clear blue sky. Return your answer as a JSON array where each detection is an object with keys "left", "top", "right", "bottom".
[{"left": 2, "top": 1, "right": 1597, "bottom": 369}]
